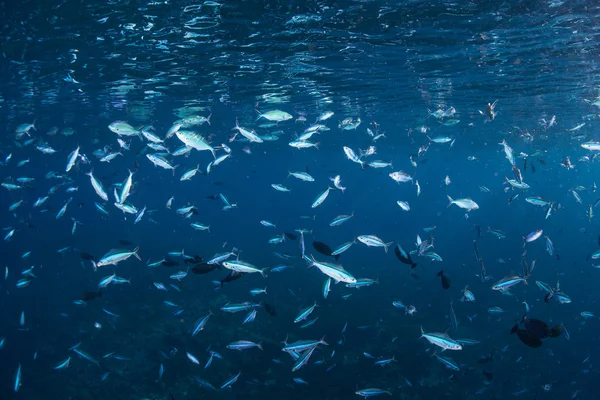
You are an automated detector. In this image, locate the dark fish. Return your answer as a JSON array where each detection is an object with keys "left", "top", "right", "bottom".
[
  {"left": 81, "top": 290, "right": 102, "bottom": 301},
  {"left": 475, "top": 224, "right": 481, "bottom": 239},
  {"left": 523, "top": 317, "right": 551, "bottom": 339},
  {"left": 531, "top": 163, "right": 536, "bottom": 173},
  {"left": 313, "top": 241, "right": 339, "bottom": 261},
  {"left": 161, "top": 259, "right": 179, "bottom": 267},
  {"left": 191, "top": 263, "right": 219, "bottom": 275},
  {"left": 284, "top": 232, "right": 297, "bottom": 241},
  {"left": 523, "top": 157, "right": 527, "bottom": 171},
  {"left": 419, "top": 158, "right": 428, "bottom": 164},
  {"left": 515, "top": 329, "right": 542, "bottom": 348},
  {"left": 78, "top": 202, "right": 85, "bottom": 208},
  {"left": 437, "top": 270, "right": 450, "bottom": 289},
  {"left": 79, "top": 252, "right": 96, "bottom": 261},
  {"left": 477, "top": 348, "right": 495, "bottom": 364},
  {"left": 394, "top": 244, "right": 417, "bottom": 269},
  {"left": 220, "top": 271, "right": 245, "bottom": 287},
  {"left": 119, "top": 239, "right": 134, "bottom": 246},
  {"left": 538, "top": 159, "right": 546, "bottom": 165},
  {"left": 206, "top": 194, "right": 219, "bottom": 200},
  {"left": 482, "top": 370, "right": 493, "bottom": 382},
  {"left": 184, "top": 255, "right": 203, "bottom": 264},
  {"left": 549, "top": 325, "right": 563, "bottom": 338},
  {"left": 263, "top": 302, "right": 277, "bottom": 316}
]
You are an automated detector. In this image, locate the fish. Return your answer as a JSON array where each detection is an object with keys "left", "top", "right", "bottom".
[
  {"left": 312, "top": 241, "right": 340, "bottom": 261},
  {"left": 420, "top": 326, "right": 462, "bottom": 351},
  {"left": 437, "top": 270, "right": 451, "bottom": 289},
  {"left": 447, "top": 196, "right": 479, "bottom": 211},
  {"left": 394, "top": 244, "right": 417, "bottom": 269},
  {"left": 96, "top": 247, "right": 141, "bottom": 267}
]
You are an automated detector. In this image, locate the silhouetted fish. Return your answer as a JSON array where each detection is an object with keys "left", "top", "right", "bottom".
[
  {"left": 263, "top": 302, "right": 277, "bottom": 316},
  {"left": 437, "top": 270, "right": 450, "bottom": 289},
  {"left": 394, "top": 244, "right": 417, "bottom": 269},
  {"left": 184, "top": 255, "right": 202, "bottom": 265},
  {"left": 161, "top": 259, "right": 179, "bottom": 267},
  {"left": 81, "top": 290, "right": 102, "bottom": 301},
  {"left": 313, "top": 241, "right": 339, "bottom": 261},
  {"left": 191, "top": 263, "right": 219, "bottom": 275},
  {"left": 220, "top": 271, "right": 245, "bottom": 287},
  {"left": 284, "top": 232, "right": 297, "bottom": 241},
  {"left": 79, "top": 252, "right": 96, "bottom": 261},
  {"left": 119, "top": 239, "right": 134, "bottom": 246}
]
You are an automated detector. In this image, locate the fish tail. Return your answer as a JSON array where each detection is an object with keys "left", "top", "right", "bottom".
[
  {"left": 320, "top": 335, "right": 328, "bottom": 346},
  {"left": 133, "top": 246, "right": 141, "bottom": 261},
  {"left": 384, "top": 242, "right": 393, "bottom": 253},
  {"left": 206, "top": 113, "right": 212, "bottom": 125},
  {"left": 436, "top": 270, "right": 444, "bottom": 277},
  {"left": 446, "top": 195, "right": 454, "bottom": 207}
]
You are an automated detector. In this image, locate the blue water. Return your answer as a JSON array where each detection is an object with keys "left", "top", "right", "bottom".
[{"left": 1, "top": 0, "right": 600, "bottom": 399}]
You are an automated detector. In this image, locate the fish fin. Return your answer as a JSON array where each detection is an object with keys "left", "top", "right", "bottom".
[
  {"left": 133, "top": 246, "right": 141, "bottom": 261},
  {"left": 446, "top": 195, "right": 454, "bottom": 207}
]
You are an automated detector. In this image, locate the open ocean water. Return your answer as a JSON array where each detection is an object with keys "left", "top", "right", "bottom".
[{"left": 1, "top": 0, "right": 600, "bottom": 399}]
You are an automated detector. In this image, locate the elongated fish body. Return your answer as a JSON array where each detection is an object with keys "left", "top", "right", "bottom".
[
  {"left": 307, "top": 256, "right": 356, "bottom": 284},
  {"left": 523, "top": 229, "right": 543, "bottom": 243},
  {"left": 96, "top": 247, "right": 141, "bottom": 267},
  {"left": 288, "top": 171, "right": 314, "bottom": 182},
  {"left": 312, "top": 187, "right": 333, "bottom": 208},
  {"left": 146, "top": 153, "right": 176, "bottom": 171},
  {"left": 330, "top": 213, "right": 354, "bottom": 226},
  {"left": 227, "top": 340, "right": 263, "bottom": 351},
  {"left": 525, "top": 197, "right": 551, "bottom": 207},
  {"left": 66, "top": 146, "right": 79, "bottom": 172},
  {"left": 491, "top": 276, "right": 527, "bottom": 291},
  {"left": 294, "top": 302, "right": 317, "bottom": 323},
  {"left": 447, "top": 196, "right": 479, "bottom": 211},
  {"left": 176, "top": 130, "right": 216, "bottom": 157},
  {"left": 331, "top": 240, "right": 355, "bottom": 256},
  {"left": 180, "top": 165, "right": 200, "bottom": 181},
  {"left": 355, "top": 388, "right": 391, "bottom": 397},
  {"left": 119, "top": 170, "right": 133, "bottom": 204},
  {"left": 256, "top": 109, "right": 292, "bottom": 122},
  {"left": 357, "top": 235, "right": 392, "bottom": 253},
  {"left": 108, "top": 121, "right": 140, "bottom": 137},
  {"left": 292, "top": 346, "right": 316, "bottom": 371},
  {"left": 86, "top": 171, "right": 108, "bottom": 201},
  {"left": 114, "top": 202, "right": 138, "bottom": 214},
  {"left": 56, "top": 198, "right": 73, "bottom": 220},
  {"left": 222, "top": 260, "right": 265, "bottom": 276},
  {"left": 323, "top": 277, "right": 331, "bottom": 298},
  {"left": 420, "top": 327, "right": 462, "bottom": 351},
  {"left": 581, "top": 141, "right": 600, "bottom": 151},
  {"left": 282, "top": 337, "right": 328, "bottom": 353},
  {"left": 233, "top": 120, "right": 263, "bottom": 143},
  {"left": 192, "top": 311, "right": 212, "bottom": 335}
]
